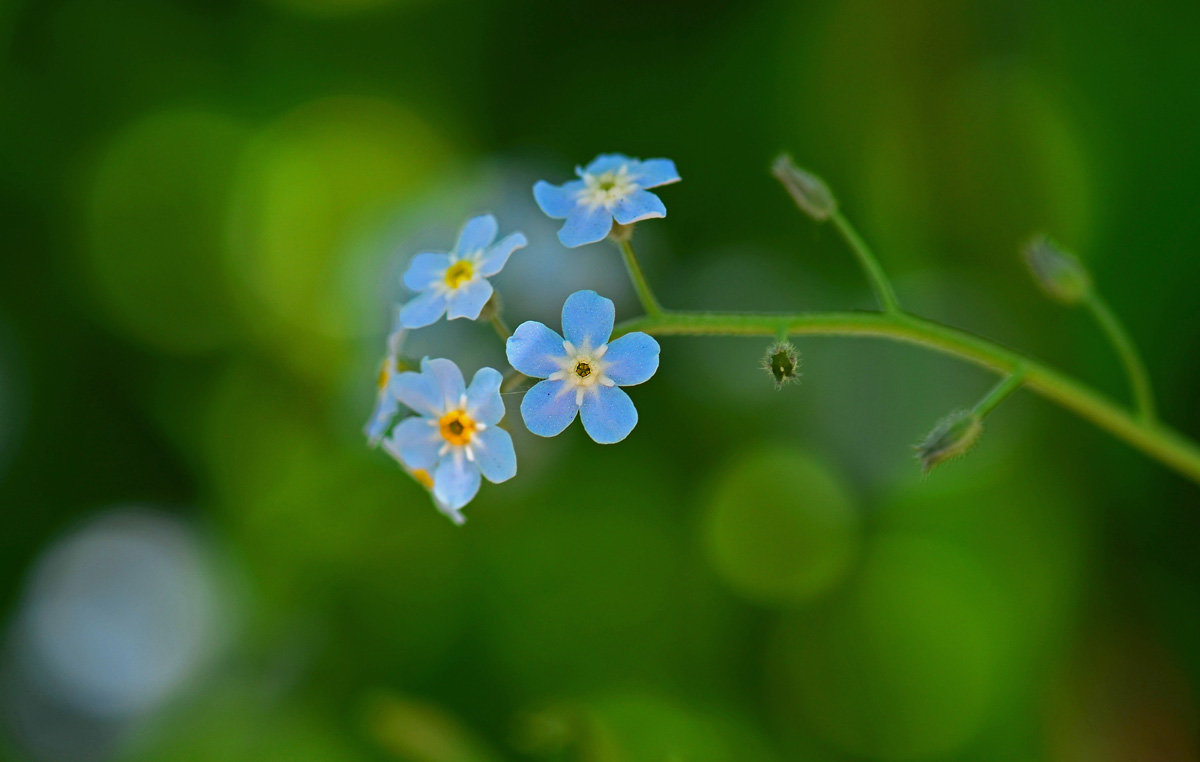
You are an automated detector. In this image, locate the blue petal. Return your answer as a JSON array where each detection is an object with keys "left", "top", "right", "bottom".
[
  {"left": 477, "top": 232, "right": 526, "bottom": 277},
  {"left": 455, "top": 214, "right": 498, "bottom": 254},
  {"left": 611, "top": 190, "right": 667, "bottom": 225},
  {"left": 398, "top": 290, "right": 447, "bottom": 328},
  {"left": 383, "top": 416, "right": 441, "bottom": 470},
  {"left": 473, "top": 426, "right": 516, "bottom": 483},
  {"left": 465, "top": 367, "right": 505, "bottom": 425},
  {"left": 533, "top": 180, "right": 585, "bottom": 219},
  {"left": 507, "top": 321, "right": 566, "bottom": 378},
  {"left": 580, "top": 385, "right": 638, "bottom": 444},
  {"left": 445, "top": 278, "right": 493, "bottom": 320},
  {"left": 520, "top": 379, "right": 580, "bottom": 437},
  {"left": 561, "top": 290, "right": 615, "bottom": 349},
  {"left": 603, "top": 332, "right": 660, "bottom": 386},
  {"left": 433, "top": 454, "right": 482, "bottom": 510},
  {"left": 557, "top": 204, "right": 613, "bottom": 248},
  {"left": 393, "top": 370, "right": 442, "bottom": 417},
  {"left": 632, "top": 158, "right": 680, "bottom": 188},
  {"left": 435, "top": 500, "right": 466, "bottom": 525},
  {"left": 583, "top": 153, "right": 633, "bottom": 175},
  {"left": 402, "top": 252, "right": 450, "bottom": 292},
  {"left": 364, "top": 392, "right": 400, "bottom": 445},
  {"left": 422, "top": 357, "right": 467, "bottom": 411}
]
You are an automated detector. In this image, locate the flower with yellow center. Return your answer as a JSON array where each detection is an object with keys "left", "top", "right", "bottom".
[
  {"left": 399, "top": 214, "right": 526, "bottom": 329},
  {"left": 383, "top": 357, "right": 517, "bottom": 519}
]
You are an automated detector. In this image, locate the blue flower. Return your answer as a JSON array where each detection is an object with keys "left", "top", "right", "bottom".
[
  {"left": 533, "top": 154, "right": 681, "bottom": 248},
  {"left": 506, "top": 290, "right": 660, "bottom": 444},
  {"left": 399, "top": 214, "right": 527, "bottom": 329},
  {"left": 364, "top": 306, "right": 409, "bottom": 447},
  {"left": 382, "top": 357, "right": 517, "bottom": 520}
]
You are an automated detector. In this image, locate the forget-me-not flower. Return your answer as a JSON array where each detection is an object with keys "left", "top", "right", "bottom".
[
  {"left": 506, "top": 290, "right": 660, "bottom": 444},
  {"left": 399, "top": 214, "right": 527, "bottom": 328},
  {"left": 364, "top": 306, "right": 409, "bottom": 446},
  {"left": 383, "top": 357, "right": 517, "bottom": 519},
  {"left": 533, "top": 154, "right": 680, "bottom": 248}
]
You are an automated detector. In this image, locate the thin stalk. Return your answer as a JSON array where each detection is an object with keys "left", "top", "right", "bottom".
[
  {"left": 973, "top": 366, "right": 1025, "bottom": 419},
  {"left": 489, "top": 313, "right": 512, "bottom": 342},
  {"left": 615, "top": 238, "right": 664, "bottom": 317},
  {"left": 829, "top": 211, "right": 902, "bottom": 315},
  {"left": 613, "top": 309, "right": 1200, "bottom": 485},
  {"left": 1085, "top": 293, "right": 1156, "bottom": 421}
]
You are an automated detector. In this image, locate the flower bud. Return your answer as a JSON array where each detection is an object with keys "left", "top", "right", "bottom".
[
  {"left": 1022, "top": 235, "right": 1091, "bottom": 304},
  {"left": 772, "top": 155, "right": 837, "bottom": 222},
  {"left": 762, "top": 341, "right": 801, "bottom": 390},
  {"left": 915, "top": 410, "right": 983, "bottom": 474}
]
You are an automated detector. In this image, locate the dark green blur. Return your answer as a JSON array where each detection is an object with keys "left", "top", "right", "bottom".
[{"left": 2, "top": 0, "right": 1200, "bottom": 759}]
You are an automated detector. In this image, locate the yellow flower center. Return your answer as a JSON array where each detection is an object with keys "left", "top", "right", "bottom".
[
  {"left": 574, "top": 361, "right": 592, "bottom": 378},
  {"left": 438, "top": 410, "right": 476, "bottom": 446},
  {"left": 377, "top": 362, "right": 391, "bottom": 390},
  {"left": 444, "top": 260, "right": 474, "bottom": 289},
  {"left": 409, "top": 468, "right": 434, "bottom": 490}
]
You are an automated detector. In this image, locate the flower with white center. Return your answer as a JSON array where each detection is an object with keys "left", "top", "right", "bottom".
[
  {"left": 506, "top": 290, "right": 660, "bottom": 444},
  {"left": 533, "top": 154, "right": 681, "bottom": 248},
  {"left": 383, "top": 358, "right": 517, "bottom": 521},
  {"left": 398, "top": 214, "right": 527, "bottom": 329},
  {"left": 364, "top": 305, "right": 410, "bottom": 446}
]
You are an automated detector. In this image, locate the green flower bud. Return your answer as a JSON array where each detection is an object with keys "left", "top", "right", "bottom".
[
  {"left": 762, "top": 341, "right": 801, "bottom": 390},
  {"left": 772, "top": 155, "right": 837, "bottom": 222},
  {"left": 915, "top": 410, "right": 983, "bottom": 474},
  {"left": 1022, "top": 235, "right": 1092, "bottom": 304}
]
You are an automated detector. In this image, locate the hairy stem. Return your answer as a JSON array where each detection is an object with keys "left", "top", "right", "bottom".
[
  {"left": 613, "top": 309, "right": 1200, "bottom": 484},
  {"left": 1085, "top": 293, "right": 1156, "bottom": 421},
  {"left": 829, "top": 211, "right": 902, "bottom": 315}
]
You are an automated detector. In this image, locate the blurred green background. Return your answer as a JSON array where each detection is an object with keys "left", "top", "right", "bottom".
[{"left": 3, "top": 0, "right": 1200, "bottom": 759}]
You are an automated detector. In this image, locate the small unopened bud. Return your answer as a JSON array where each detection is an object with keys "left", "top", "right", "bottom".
[
  {"left": 915, "top": 410, "right": 983, "bottom": 474},
  {"left": 772, "top": 155, "right": 837, "bottom": 222},
  {"left": 1022, "top": 235, "right": 1091, "bottom": 304},
  {"left": 762, "top": 341, "right": 801, "bottom": 390}
]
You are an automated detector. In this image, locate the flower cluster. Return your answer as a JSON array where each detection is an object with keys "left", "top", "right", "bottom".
[{"left": 366, "top": 155, "right": 673, "bottom": 523}]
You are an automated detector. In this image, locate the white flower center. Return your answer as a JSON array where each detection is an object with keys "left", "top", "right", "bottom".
[
  {"left": 548, "top": 340, "right": 615, "bottom": 405},
  {"left": 576, "top": 166, "right": 639, "bottom": 210}
]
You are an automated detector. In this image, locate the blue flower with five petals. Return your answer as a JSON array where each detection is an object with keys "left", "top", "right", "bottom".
[
  {"left": 383, "top": 358, "right": 517, "bottom": 521},
  {"left": 533, "top": 154, "right": 680, "bottom": 248},
  {"left": 506, "top": 290, "right": 660, "bottom": 444},
  {"left": 399, "top": 214, "right": 526, "bottom": 329}
]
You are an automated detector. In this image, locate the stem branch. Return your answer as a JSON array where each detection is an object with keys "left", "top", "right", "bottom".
[
  {"left": 613, "top": 309, "right": 1200, "bottom": 484},
  {"left": 615, "top": 238, "right": 664, "bottom": 317},
  {"left": 829, "top": 211, "right": 902, "bottom": 314},
  {"left": 1085, "top": 293, "right": 1156, "bottom": 421}
]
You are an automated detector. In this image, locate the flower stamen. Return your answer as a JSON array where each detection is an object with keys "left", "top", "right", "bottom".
[
  {"left": 438, "top": 409, "right": 477, "bottom": 446},
  {"left": 444, "top": 260, "right": 475, "bottom": 290}
]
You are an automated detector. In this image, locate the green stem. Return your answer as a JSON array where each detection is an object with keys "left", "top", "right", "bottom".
[
  {"left": 489, "top": 313, "right": 512, "bottom": 342},
  {"left": 615, "top": 238, "right": 664, "bottom": 317},
  {"left": 501, "top": 367, "right": 527, "bottom": 393},
  {"left": 613, "top": 309, "right": 1200, "bottom": 485},
  {"left": 1084, "top": 293, "right": 1156, "bottom": 421},
  {"left": 972, "top": 366, "right": 1025, "bottom": 419},
  {"left": 829, "top": 211, "right": 902, "bottom": 315}
]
